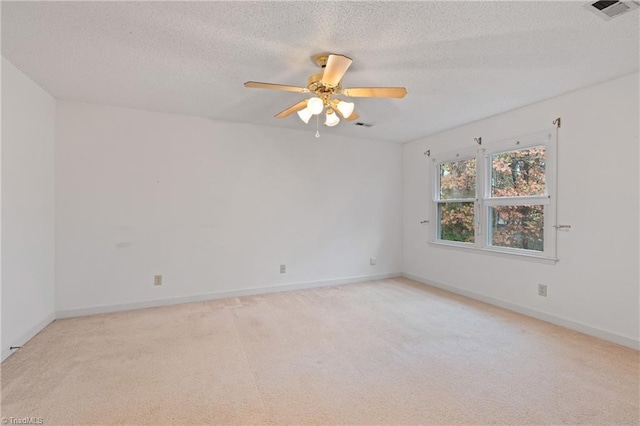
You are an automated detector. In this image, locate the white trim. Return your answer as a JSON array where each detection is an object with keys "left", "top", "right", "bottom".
[
  {"left": 431, "top": 147, "right": 479, "bottom": 164},
  {"left": 56, "top": 272, "right": 403, "bottom": 319},
  {"left": 427, "top": 240, "right": 558, "bottom": 264},
  {"left": 484, "top": 196, "right": 550, "bottom": 207},
  {"left": 403, "top": 272, "right": 639, "bottom": 351},
  {"left": 1, "top": 312, "right": 56, "bottom": 362},
  {"left": 436, "top": 197, "right": 476, "bottom": 204},
  {"left": 483, "top": 129, "right": 553, "bottom": 155},
  {"left": 8, "top": 273, "right": 638, "bottom": 361}
]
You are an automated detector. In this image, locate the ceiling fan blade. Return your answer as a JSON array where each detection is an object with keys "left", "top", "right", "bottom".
[
  {"left": 342, "top": 87, "right": 407, "bottom": 98},
  {"left": 321, "top": 54, "right": 353, "bottom": 87},
  {"left": 274, "top": 100, "right": 308, "bottom": 118},
  {"left": 244, "top": 81, "right": 308, "bottom": 93}
]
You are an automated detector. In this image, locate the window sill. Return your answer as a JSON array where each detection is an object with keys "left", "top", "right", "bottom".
[{"left": 428, "top": 240, "right": 558, "bottom": 265}]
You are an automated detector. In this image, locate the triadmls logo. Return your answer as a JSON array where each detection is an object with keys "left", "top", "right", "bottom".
[{"left": 1, "top": 417, "right": 44, "bottom": 425}]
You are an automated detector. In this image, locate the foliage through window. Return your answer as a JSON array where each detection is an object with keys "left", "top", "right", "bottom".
[
  {"left": 489, "top": 146, "right": 546, "bottom": 251},
  {"left": 431, "top": 131, "right": 556, "bottom": 260},
  {"left": 438, "top": 158, "right": 475, "bottom": 243}
]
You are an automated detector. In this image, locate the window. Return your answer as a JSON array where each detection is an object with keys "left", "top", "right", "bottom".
[
  {"left": 430, "top": 130, "right": 557, "bottom": 261},
  {"left": 487, "top": 145, "right": 546, "bottom": 252},
  {"left": 437, "top": 157, "right": 476, "bottom": 243}
]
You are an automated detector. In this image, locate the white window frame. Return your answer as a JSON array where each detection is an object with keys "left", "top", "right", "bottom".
[
  {"left": 429, "top": 129, "right": 557, "bottom": 262},
  {"left": 431, "top": 151, "right": 479, "bottom": 248}
]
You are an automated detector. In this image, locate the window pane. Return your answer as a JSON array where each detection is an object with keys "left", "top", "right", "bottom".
[
  {"left": 491, "top": 146, "right": 545, "bottom": 197},
  {"left": 440, "top": 158, "right": 476, "bottom": 199},
  {"left": 489, "top": 205, "right": 544, "bottom": 251},
  {"left": 438, "top": 202, "right": 475, "bottom": 243}
]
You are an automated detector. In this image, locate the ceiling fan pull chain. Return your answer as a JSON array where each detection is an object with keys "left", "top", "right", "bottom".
[{"left": 315, "top": 114, "right": 320, "bottom": 138}]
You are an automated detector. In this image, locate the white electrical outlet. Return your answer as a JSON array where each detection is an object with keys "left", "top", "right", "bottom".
[
  {"left": 280, "top": 264, "right": 286, "bottom": 274},
  {"left": 154, "top": 275, "right": 162, "bottom": 286},
  {"left": 538, "top": 284, "right": 547, "bottom": 297},
  {"left": 370, "top": 257, "right": 377, "bottom": 265}
]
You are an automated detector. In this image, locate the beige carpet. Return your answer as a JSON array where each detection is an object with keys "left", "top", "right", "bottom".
[{"left": 1, "top": 278, "right": 638, "bottom": 425}]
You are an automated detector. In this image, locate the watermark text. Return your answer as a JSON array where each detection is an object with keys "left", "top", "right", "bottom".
[{"left": 1, "top": 417, "right": 44, "bottom": 425}]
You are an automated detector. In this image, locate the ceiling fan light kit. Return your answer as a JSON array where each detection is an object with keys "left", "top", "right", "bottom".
[
  {"left": 244, "top": 53, "right": 407, "bottom": 135},
  {"left": 307, "top": 97, "right": 324, "bottom": 115},
  {"left": 336, "top": 100, "right": 354, "bottom": 119},
  {"left": 296, "top": 106, "right": 313, "bottom": 124},
  {"left": 324, "top": 109, "right": 340, "bottom": 127}
]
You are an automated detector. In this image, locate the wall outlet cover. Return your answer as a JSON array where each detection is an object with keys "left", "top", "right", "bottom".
[{"left": 538, "top": 284, "right": 547, "bottom": 297}]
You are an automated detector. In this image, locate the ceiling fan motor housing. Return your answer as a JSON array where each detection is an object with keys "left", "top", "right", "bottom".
[
  {"left": 307, "top": 72, "right": 342, "bottom": 97},
  {"left": 312, "top": 53, "right": 329, "bottom": 68}
]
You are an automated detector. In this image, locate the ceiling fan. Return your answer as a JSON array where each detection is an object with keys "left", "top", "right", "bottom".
[{"left": 244, "top": 53, "right": 407, "bottom": 131}]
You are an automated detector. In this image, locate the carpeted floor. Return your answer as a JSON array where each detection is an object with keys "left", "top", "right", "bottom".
[{"left": 1, "top": 278, "right": 638, "bottom": 425}]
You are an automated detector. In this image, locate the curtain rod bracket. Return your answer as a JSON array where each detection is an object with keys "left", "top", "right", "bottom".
[
  {"left": 424, "top": 150, "right": 430, "bottom": 157},
  {"left": 474, "top": 137, "right": 482, "bottom": 145},
  {"left": 553, "top": 117, "right": 561, "bottom": 128}
]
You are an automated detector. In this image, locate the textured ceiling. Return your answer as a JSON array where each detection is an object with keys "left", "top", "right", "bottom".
[{"left": 2, "top": 1, "right": 638, "bottom": 143}]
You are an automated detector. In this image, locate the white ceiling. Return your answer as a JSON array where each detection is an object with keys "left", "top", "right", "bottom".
[{"left": 2, "top": 1, "right": 638, "bottom": 143}]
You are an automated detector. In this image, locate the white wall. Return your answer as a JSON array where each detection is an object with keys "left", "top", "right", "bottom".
[
  {"left": 55, "top": 102, "right": 403, "bottom": 314},
  {"left": 403, "top": 72, "right": 640, "bottom": 348},
  {"left": 5, "top": 61, "right": 635, "bottom": 353},
  {"left": 1, "top": 57, "right": 56, "bottom": 361}
]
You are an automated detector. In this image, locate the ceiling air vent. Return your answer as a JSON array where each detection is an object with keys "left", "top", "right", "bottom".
[
  {"left": 585, "top": 0, "right": 639, "bottom": 20},
  {"left": 354, "top": 122, "right": 373, "bottom": 127}
]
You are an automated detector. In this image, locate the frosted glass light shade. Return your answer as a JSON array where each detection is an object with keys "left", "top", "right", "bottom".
[
  {"left": 324, "top": 110, "right": 340, "bottom": 127},
  {"left": 336, "top": 101, "right": 354, "bottom": 118},
  {"left": 297, "top": 107, "right": 312, "bottom": 124},
  {"left": 307, "top": 97, "right": 324, "bottom": 115}
]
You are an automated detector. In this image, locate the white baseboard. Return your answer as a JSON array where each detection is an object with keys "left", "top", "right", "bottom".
[
  {"left": 403, "top": 272, "right": 640, "bottom": 351},
  {"left": 56, "top": 272, "right": 403, "bottom": 319},
  {"left": 21, "top": 271, "right": 638, "bottom": 357},
  {"left": 1, "top": 312, "right": 56, "bottom": 362}
]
